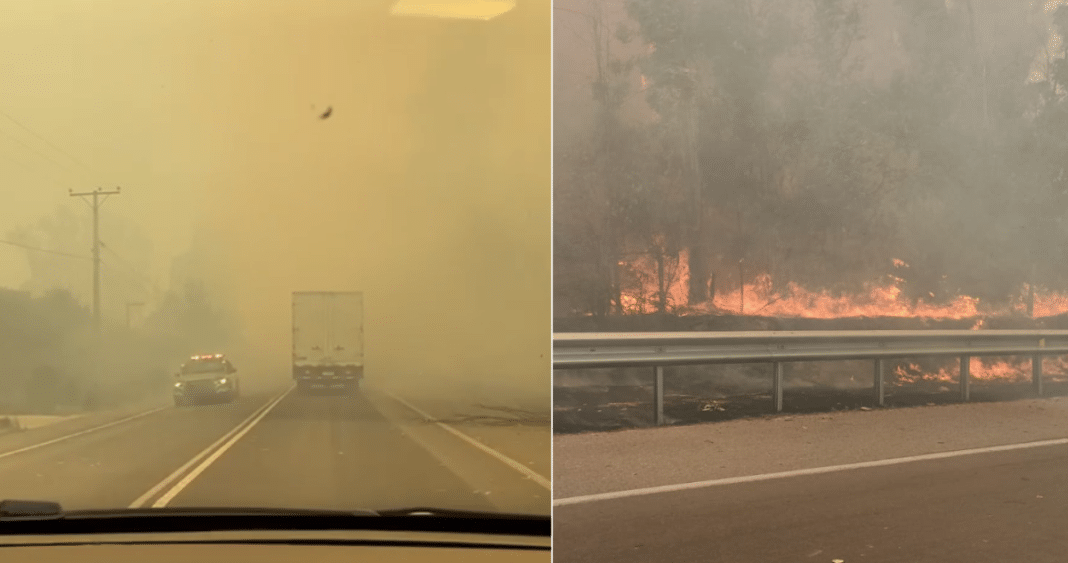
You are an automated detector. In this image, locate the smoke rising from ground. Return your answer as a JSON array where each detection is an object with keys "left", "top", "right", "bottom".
[{"left": 554, "top": 0, "right": 1068, "bottom": 317}]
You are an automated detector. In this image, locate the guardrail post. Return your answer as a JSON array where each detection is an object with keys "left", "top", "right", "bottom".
[
  {"left": 653, "top": 365, "right": 664, "bottom": 425},
  {"left": 1033, "top": 355, "right": 1043, "bottom": 396},
  {"left": 959, "top": 355, "right": 970, "bottom": 402},
  {"left": 873, "top": 359, "right": 884, "bottom": 407},
  {"left": 773, "top": 362, "right": 783, "bottom": 413}
]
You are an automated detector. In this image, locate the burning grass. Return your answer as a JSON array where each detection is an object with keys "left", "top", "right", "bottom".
[
  {"left": 552, "top": 312, "right": 1068, "bottom": 434},
  {"left": 613, "top": 253, "right": 1068, "bottom": 320},
  {"left": 555, "top": 254, "right": 1068, "bottom": 433},
  {"left": 553, "top": 376, "right": 1068, "bottom": 434}
]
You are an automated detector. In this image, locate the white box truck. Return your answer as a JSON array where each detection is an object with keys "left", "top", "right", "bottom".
[{"left": 292, "top": 291, "right": 364, "bottom": 393}]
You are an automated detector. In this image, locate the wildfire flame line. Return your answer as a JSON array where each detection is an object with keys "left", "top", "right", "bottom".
[
  {"left": 618, "top": 253, "right": 1068, "bottom": 319},
  {"left": 613, "top": 253, "right": 1068, "bottom": 384},
  {"left": 893, "top": 357, "right": 1068, "bottom": 385}
]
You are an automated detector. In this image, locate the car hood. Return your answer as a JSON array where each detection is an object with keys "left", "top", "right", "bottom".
[{"left": 0, "top": 500, "right": 550, "bottom": 540}]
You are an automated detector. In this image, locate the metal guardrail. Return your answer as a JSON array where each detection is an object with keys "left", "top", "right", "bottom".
[{"left": 553, "top": 330, "right": 1068, "bottom": 425}]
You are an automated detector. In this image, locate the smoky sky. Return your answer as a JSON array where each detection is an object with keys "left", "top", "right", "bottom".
[
  {"left": 2, "top": 1, "right": 550, "bottom": 403},
  {"left": 552, "top": 0, "right": 1068, "bottom": 319}
]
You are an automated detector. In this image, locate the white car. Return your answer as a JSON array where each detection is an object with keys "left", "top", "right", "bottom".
[{"left": 173, "top": 354, "right": 241, "bottom": 406}]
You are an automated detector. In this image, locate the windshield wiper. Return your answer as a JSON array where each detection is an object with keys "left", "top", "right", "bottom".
[
  {"left": 377, "top": 507, "right": 547, "bottom": 520},
  {"left": 0, "top": 499, "right": 63, "bottom": 521},
  {"left": 0, "top": 499, "right": 550, "bottom": 538},
  {"left": 0, "top": 500, "right": 375, "bottom": 521}
]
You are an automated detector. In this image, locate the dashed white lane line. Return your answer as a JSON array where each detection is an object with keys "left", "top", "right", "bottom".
[
  {"left": 129, "top": 386, "right": 293, "bottom": 508},
  {"left": 0, "top": 406, "right": 168, "bottom": 461},
  {"left": 554, "top": 437, "right": 1068, "bottom": 507},
  {"left": 386, "top": 392, "right": 551, "bottom": 490}
]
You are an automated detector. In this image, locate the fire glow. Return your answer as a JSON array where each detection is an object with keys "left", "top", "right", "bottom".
[
  {"left": 614, "top": 252, "right": 1068, "bottom": 385},
  {"left": 617, "top": 253, "right": 1068, "bottom": 319},
  {"left": 894, "top": 357, "right": 1068, "bottom": 385}
]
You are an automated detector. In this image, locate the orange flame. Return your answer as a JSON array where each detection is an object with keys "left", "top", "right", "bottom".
[
  {"left": 708, "top": 274, "right": 986, "bottom": 319},
  {"left": 616, "top": 252, "right": 1068, "bottom": 319},
  {"left": 614, "top": 252, "right": 1068, "bottom": 383},
  {"left": 894, "top": 357, "right": 1068, "bottom": 385},
  {"left": 618, "top": 249, "right": 690, "bottom": 314}
]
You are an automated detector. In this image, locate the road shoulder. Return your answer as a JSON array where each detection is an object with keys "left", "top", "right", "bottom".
[
  {"left": 0, "top": 398, "right": 170, "bottom": 456},
  {"left": 555, "top": 396, "right": 1068, "bottom": 499},
  {"left": 365, "top": 387, "right": 551, "bottom": 514}
]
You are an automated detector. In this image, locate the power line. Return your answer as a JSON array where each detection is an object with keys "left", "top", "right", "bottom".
[
  {"left": 0, "top": 238, "right": 91, "bottom": 260},
  {"left": 0, "top": 127, "right": 76, "bottom": 180},
  {"left": 101, "top": 243, "right": 166, "bottom": 300},
  {"left": 100, "top": 259, "right": 156, "bottom": 297},
  {"left": 0, "top": 108, "right": 97, "bottom": 178},
  {"left": 100, "top": 242, "right": 164, "bottom": 297},
  {"left": 100, "top": 242, "right": 143, "bottom": 276},
  {"left": 0, "top": 149, "right": 39, "bottom": 175}
]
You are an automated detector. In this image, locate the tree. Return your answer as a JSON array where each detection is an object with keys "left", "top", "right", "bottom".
[
  {"left": 555, "top": 0, "right": 1068, "bottom": 318},
  {"left": 885, "top": 0, "right": 1053, "bottom": 306},
  {"left": 626, "top": 0, "right": 880, "bottom": 301},
  {"left": 144, "top": 280, "right": 234, "bottom": 353},
  {"left": 7, "top": 205, "right": 155, "bottom": 321},
  {"left": 554, "top": 1, "right": 652, "bottom": 315}
]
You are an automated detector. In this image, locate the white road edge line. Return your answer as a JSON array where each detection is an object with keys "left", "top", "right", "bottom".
[
  {"left": 151, "top": 387, "right": 293, "bottom": 508},
  {"left": 554, "top": 437, "right": 1068, "bottom": 507},
  {"left": 129, "top": 386, "right": 293, "bottom": 509},
  {"left": 386, "top": 392, "right": 551, "bottom": 490},
  {"left": 0, "top": 406, "right": 169, "bottom": 461}
]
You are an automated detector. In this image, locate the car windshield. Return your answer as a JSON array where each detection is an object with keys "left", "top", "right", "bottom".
[{"left": 0, "top": 0, "right": 549, "bottom": 521}]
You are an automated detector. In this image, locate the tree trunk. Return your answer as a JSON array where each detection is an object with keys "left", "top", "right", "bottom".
[
  {"left": 683, "top": 87, "right": 709, "bottom": 307},
  {"left": 656, "top": 251, "right": 667, "bottom": 313},
  {"left": 1027, "top": 284, "right": 1034, "bottom": 319}
]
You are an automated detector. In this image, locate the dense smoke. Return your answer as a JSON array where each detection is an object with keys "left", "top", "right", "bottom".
[
  {"left": 171, "top": 0, "right": 551, "bottom": 407},
  {"left": 0, "top": 287, "right": 227, "bottom": 414},
  {"left": 554, "top": 0, "right": 1068, "bottom": 318},
  {"left": 2, "top": 204, "right": 240, "bottom": 413},
  {"left": 2, "top": 1, "right": 550, "bottom": 413}
]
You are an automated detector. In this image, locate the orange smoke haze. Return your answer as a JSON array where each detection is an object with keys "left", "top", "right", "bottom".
[{"left": 173, "top": 1, "right": 550, "bottom": 402}]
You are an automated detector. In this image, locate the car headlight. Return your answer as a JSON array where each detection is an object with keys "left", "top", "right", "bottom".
[
  {"left": 217, "top": 378, "right": 228, "bottom": 385},
  {"left": 174, "top": 382, "right": 183, "bottom": 389}
]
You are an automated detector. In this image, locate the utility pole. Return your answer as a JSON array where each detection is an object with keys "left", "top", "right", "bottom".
[{"left": 70, "top": 187, "right": 121, "bottom": 334}]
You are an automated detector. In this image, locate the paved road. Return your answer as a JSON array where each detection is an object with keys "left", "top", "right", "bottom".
[
  {"left": 0, "top": 383, "right": 549, "bottom": 515},
  {"left": 554, "top": 398, "right": 1068, "bottom": 562},
  {"left": 554, "top": 443, "right": 1068, "bottom": 562}
]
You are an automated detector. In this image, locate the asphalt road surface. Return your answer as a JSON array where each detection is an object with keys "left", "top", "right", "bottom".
[
  {"left": 553, "top": 398, "right": 1068, "bottom": 562},
  {"left": 554, "top": 443, "right": 1068, "bottom": 562},
  {"left": 0, "top": 384, "right": 550, "bottom": 515}
]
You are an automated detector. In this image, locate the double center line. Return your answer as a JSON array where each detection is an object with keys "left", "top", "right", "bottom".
[{"left": 128, "top": 386, "right": 293, "bottom": 509}]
